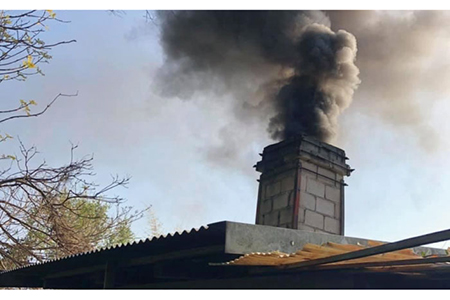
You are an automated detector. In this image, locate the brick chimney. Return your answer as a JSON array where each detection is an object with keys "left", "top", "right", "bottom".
[{"left": 255, "top": 135, "right": 352, "bottom": 235}]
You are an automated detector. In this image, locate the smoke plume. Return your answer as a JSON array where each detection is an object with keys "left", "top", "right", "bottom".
[
  {"left": 326, "top": 11, "right": 450, "bottom": 148},
  {"left": 155, "top": 11, "right": 360, "bottom": 142}
]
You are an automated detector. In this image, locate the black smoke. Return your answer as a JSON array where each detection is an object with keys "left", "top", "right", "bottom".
[{"left": 155, "top": 11, "right": 360, "bottom": 142}]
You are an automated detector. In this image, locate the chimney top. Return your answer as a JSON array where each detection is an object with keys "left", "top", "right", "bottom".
[{"left": 255, "top": 135, "right": 352, "bottom": 177}]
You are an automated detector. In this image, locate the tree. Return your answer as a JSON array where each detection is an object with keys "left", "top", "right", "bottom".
[
  {"left": 0, "top": 11, "right": 144, "bottom": 270},
  {"left": 0, "top": 189, "right": 137, "bottom": 270},
  {"left": 0, "top": 140, "right": 143, "bottom": 271},
  {"left": 23, "top": 195, "right": 134, "bottom": 261},
  {"left": 0, "top": 10, "right": 75, "bottom": 83},
  {"left": 146, "top": 208, "right": 163, "bottom": 238}
]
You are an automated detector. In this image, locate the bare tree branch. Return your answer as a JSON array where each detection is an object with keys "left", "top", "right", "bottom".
[
  {"left": 0, "top": 10, "right": 146, "bottom": 271},
  {"left": 0, "top": 92, "right": 78, "bottom": 124},
  {"left": 0, "top": 10, "right": 76, "bottom": 83},
  {"left": 0, "top": 142, "right": 146, "bottom": 268}
]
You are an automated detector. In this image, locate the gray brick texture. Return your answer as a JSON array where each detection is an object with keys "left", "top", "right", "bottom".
[{"left": 305, "top": 210, "right": 324, "bottom": 229}]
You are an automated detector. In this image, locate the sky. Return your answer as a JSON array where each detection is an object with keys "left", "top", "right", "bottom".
[{"left": 2, "top": 10, "right": 450, "bottom": 250}]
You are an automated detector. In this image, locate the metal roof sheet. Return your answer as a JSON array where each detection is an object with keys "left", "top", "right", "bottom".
[
  {"left": 0, "top": 224, "right": 213, "bottom": 275},
  {"left": 2, "top": 221, "right": 450, "bottom": 289}
]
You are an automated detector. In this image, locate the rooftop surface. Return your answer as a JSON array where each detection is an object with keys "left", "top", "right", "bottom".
[{"left": 1, "top": 221, "right": 449, "bottom": 289}]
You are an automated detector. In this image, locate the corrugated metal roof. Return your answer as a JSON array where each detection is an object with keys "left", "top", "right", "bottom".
[
  {"left": 2, "top": 221, "right": 450, "bottom": 289},
  {"left": 0, "top": 225, "right": 210, "bottom": 275}
]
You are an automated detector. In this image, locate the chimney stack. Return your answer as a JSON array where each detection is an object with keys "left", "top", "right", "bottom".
[{"left": 255, "top": 135, "right": 352, "bottom": 235}]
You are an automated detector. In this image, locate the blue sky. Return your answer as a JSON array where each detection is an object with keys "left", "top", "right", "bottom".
[{"left": 3, "top": 10, "right": 450, "bottom": 249}]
